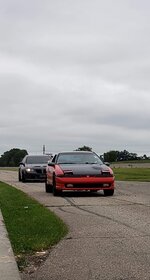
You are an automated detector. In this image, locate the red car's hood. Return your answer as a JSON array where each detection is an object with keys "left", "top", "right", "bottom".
[{"left": 59, "top": 163, "right": 112, "bottom": 176}]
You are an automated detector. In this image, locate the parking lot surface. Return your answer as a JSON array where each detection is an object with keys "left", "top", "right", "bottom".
[{"left": 0, "top": 170, "right": 150, "bottom": 280}]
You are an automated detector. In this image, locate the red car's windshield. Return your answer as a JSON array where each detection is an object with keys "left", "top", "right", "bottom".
[{"left": 57, "top": 153, "right": 103, "bottom": 165}]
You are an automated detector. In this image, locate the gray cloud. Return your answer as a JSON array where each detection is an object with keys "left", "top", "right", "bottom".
[{"left": 0, "top": 0, "right": 150, "bottom": 156}]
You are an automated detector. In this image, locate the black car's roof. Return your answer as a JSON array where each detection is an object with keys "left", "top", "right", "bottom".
[
  {"left": 26, "top": 154, "right": 49, "bottom": 157},
  {"left": 22, "top": 154, "right": 51, "bottom": 161}
]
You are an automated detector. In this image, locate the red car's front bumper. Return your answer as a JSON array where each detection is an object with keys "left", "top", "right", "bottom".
[{"left": 55, "top": 176, "right": 115, "bottom": 191}]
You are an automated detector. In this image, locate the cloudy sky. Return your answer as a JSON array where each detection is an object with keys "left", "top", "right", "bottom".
[{"left": 0, "top": 0, "right": 150, "bottom": 157}]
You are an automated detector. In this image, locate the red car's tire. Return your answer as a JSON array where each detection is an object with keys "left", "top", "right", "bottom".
[
  {"left": 45, "top": 180, "right": 53, "bottom": 193},
  {"left": 53, "top": 177, "right": 62, "bottom": 196},
  {"left": 103, "top": 189, "right": 114, "bottom": 196}
]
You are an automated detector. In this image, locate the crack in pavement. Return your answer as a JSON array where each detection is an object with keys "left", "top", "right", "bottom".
[
  {"left": 58, "top": 196, "right": 150, "bottom": 237},
  {"left": 64, "top": 234, "right": 149, "bottom": 240}
]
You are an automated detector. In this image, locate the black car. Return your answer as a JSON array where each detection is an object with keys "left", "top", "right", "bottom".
[{"left": 18, "top": 155, "right": 51, "bottom": 182}]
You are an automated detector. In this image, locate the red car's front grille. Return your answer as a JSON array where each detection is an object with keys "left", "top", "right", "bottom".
[{"left": 65, "top": 183, "right": 111, "bottom": 188}]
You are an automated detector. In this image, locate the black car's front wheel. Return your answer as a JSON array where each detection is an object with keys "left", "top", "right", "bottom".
[
  {"left": 22, "top": 173, "right": 26, "bottom": 182},
  {"left": 45, "top": 177, "right": 53, "bottom": 193},
  {"left": 18, "top": 170, "right": 22, "bottom": 181},
  {"left": 21, "top": 172, "right": 26, "bottom": 182}
]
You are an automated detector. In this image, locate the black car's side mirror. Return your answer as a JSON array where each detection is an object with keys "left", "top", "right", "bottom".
[
  {"left": 19, "top": 162, "right": 25, "bottom": 166},
  {"left": 104, "top": 162, "right": 110, "bottom": 166}
]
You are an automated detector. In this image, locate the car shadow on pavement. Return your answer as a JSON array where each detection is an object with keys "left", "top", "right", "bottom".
[{"left": 60, "top": 190, "right": 105, "bottom": 197}]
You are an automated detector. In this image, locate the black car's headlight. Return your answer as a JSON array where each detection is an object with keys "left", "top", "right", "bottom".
[{"left": 25, "top": 168, "right": 34, "bottom": 172}]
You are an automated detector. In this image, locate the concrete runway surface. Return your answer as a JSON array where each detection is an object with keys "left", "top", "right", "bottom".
[{"left": 0, "top": 170, "right": 150, "bottom": 280}]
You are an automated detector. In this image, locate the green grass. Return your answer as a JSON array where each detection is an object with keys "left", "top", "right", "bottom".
[
  {"left": 0, "top": 167, "right": 18, "bottom": 171},
  {"left": 0, "top": 182, "right": 68, "bottom": 268},
  {"left": 112, "top": 159, "right": 150, "bottom": 164},
  {"left": 114, "top": 168, "right": 150, "bottom": 181}
]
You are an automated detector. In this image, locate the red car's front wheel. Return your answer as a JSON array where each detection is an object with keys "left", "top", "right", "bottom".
[
  {"left": 53, "top": 176, "right": 62, "bottom": 196},
  {"left": 103, "top": 189, "right": 114, "bottom": 196}
]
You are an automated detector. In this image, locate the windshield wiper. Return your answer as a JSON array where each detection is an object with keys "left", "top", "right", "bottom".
[{"left": 85, "top": 162, "right": 98, "bottom": 164}]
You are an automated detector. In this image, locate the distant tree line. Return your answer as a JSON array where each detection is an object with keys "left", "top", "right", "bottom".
[
  {"left": 103, "top": 150, "right": 149, "bottom": 162},
  {"left": 0, "top": 147, "right": 149, "bottom": 167},
  {"left": 75, "top": 146, "right": 149, "bottom": 162},
  {"left": 75, "top": 145, "right": 92, "bottom": 151},
  {"left": 0, "top": 148, "right": 28, "bottom": 167}
]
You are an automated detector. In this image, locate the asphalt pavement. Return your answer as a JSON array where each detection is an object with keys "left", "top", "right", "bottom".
[
  {"left": 0, "top": 210, "right": 21, "bottom": 280},
  {"left": 0, "top": 170, "right": 150, "bottom": 280}
]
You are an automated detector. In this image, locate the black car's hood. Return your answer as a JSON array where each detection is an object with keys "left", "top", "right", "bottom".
[
  {"left": 25, "top": 163, "right": 47, "bottom": 168},
  {"left": 59, "top": 163, "right": 111, "bottom": 175}
]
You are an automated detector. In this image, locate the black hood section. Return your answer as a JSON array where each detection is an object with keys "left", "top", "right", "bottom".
[
  {"left": 25, "top": 164, "right": 47, "bottom": 168},
  {"left": 59, "top": 164, "right": 110, "bottom": 175}
]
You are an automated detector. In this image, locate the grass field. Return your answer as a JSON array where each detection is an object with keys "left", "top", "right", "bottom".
[
  {"left": 114, "top": 168, "right": 150, "bottom": 182},
  {"left": 0, "top": 182, "right": 68, "bottom": 269},
  {"left": 0, "top": 167, "right": 18, "bottom": 171},
  {"left": 1, "top": 165, "right": 150, "bottom": 182},
  {"left": 112, "top": 159, "right": 150, "bottom": 164}
]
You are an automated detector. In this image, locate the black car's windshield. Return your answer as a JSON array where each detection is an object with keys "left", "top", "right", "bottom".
[
  {"left": 57, "top": 153, "right": 103, "bottom": 165},
  {"left": 26, "top": 156, "right": 50, "bottom": 164}
]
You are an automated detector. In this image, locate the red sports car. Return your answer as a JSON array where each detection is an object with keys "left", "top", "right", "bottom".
[{"left": 45, "top": 151, "right": 115, "bottom": 196}]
